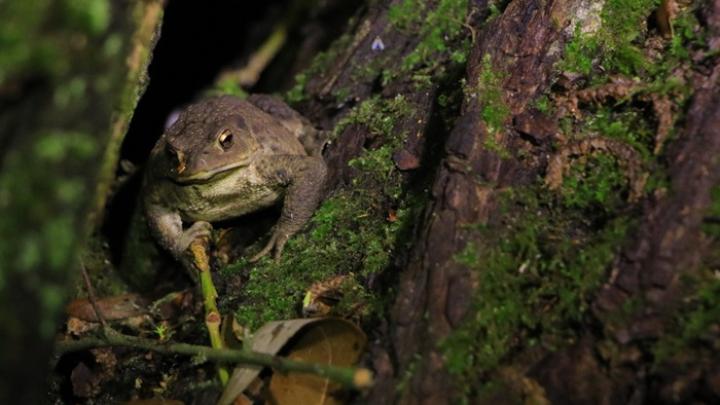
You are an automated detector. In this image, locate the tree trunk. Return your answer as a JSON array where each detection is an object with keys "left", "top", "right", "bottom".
[
  {"left": 0, "top": 1, "right": 162, "bottom": 402},
  {"left": 290, "top": 0, "right": 720, "bottom": 403}
]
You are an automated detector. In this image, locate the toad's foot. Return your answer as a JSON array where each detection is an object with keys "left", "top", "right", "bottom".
[
  {"left": 177, "top": 221, "right": 213, "bottom": 256},
  {"left": 249, "top": 230, "right": 289, "bottom": 262}
]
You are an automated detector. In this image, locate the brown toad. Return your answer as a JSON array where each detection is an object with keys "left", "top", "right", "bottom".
[{"left": 143, "top": 95, "right": 326, "bottom": 262}]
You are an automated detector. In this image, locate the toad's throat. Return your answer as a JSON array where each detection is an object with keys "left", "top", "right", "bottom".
[{"left": 171, "top": 161, "right": 249, "bottom": 184}]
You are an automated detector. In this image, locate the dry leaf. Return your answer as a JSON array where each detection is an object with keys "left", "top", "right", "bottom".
[
  {"left": 66, "top": 316, "right": 99, "bottom": 336},
  {"left": 218, "top": 318, "right": 366, "bottom": 405},
  {"left": 266, "top": 320, "right": 367, "bottom": 405},
  {"left": 66, "top": 293, "right": 149, "bottom": 322},
  {"left": 302, "top": 275, "right": 349, "bottom": 317}
]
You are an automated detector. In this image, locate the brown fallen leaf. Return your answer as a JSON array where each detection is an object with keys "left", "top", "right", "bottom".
[
  {"left": 218, "top": 318, "right": 367, "bottom": 405},
  {"left": 66, "top": 293, "right": 149, "bottom": 322},
  {"left": 149, "top": 289, "right": 195, "bottom": 321},
  {"left": 232, "top": 393, "right": 253, "bottom": 405},
  {"left": 66, "top": 316, "right": 99, "bottom": 336},
  {"left": 267, "top": 320, "right": 367, "bottom": 405},
  {"left": 302, "top": 275, "right": 349, "bottom": 317}
]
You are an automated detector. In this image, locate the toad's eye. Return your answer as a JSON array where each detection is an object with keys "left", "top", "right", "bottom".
[{"left": 218, "top": 130, "right": 233, "bottom": 149}]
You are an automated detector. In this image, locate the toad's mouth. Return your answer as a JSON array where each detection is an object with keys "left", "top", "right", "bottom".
[{"left": 171, "top": 162, "right": 248, "bottom": 184}]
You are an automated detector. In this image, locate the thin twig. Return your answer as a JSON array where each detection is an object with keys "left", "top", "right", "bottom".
[
  {"left": 215, "top": 24, "right": 287, "bottom": 88},
  {"left": 189, "top": 238, "right": 230, "bottom": 385},
  {"left": 54, "top": 329, "right": 373, "bottom": 390},
  {"left": 80, "top": 262, "right": 109, "bottom": 331}
]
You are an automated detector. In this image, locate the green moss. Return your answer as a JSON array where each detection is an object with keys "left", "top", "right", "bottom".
[
  {"left": 649, "top": 182, "right": 720, "bottom": 366},
  {"left": 0, "top": 131, "right": 99, "bottom": 336},
  {"left": 207, "top": 78, "right": 248, "bottom": 98},
  {"left": 0, "top": 0, "right": 58, "bottom": 84},
  {"left": 652, "top": 272, "right": 720, "bottom": 365},
  {"left": 669, "top": 10, "right": 705, "bottom": 60},
  {"left": 226, "top": 95, "right": 420, "bottom": 329},
  {"left": 560, "top": 153, "right": 628, "bottom": 212},
  {"left": 34, "top": 131, "right": 97, "bottom": 162},
  {"left": 477, "top": 54, "right": 509, "bottom": 134},
  {"left": 285, "top": 72, "right": 309, "bottom": 104},
  {"left": 396, "top": 353, "right": 422, "bottom": 393},
  {"left": 533, "top": 94, "right": 553, "bottom": 114},
  {"left": 493, "top": 0, "right": 513, "bottom": 19},
  {"left": 61, "top": 0, "right": 110, "bottom": 36},
  {"left": 473, "top": 53, "right": 511, "bottom": 157},
  {"left": 387, "top": 0, "right": 426, "bottom": 29},
  {"left": 701, "top": 186, "right": 720, "bottom": 239},
  {"left": 553, "top": 3, "right": 707, "bottom": 202},
  {"left": 442, "top": 185, "right": 630, "bottom": 391},
  {"left": 0, "top": 0, "right": 112, "bottom": 85},
  {"left": 561, "top": 0, "right": 663, "bottom": 76},
  {"left": 389, "top": 0, "right": 470, "bottom": 74},
  {"left": 561, "top": 26, "right": 600, "bottom": 75},
  {"left": 0, "top": 0, "right": 160, "bottom": 355},
  {"left": 599, "top": 0, "right": 659, "bottom": 74},
  {"left": 333, "top": 94, "right": 413, "bottom": 141},
  {"left": 285, "top": 33, "right": 353, "bottom": 104},
  {"left": 557, "top": 104, "right": 656, "bottom": 209}
]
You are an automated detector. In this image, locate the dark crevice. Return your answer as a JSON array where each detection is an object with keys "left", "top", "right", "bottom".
[{"left": 121, "top": 1, "right": 287, "bottom": 166}]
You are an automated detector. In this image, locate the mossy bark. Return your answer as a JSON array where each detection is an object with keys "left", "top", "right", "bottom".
[
  {"left": 0, "top": 1, "right": 162, "bottom": 402},
  {"left": 283, "top": 0, "right": 720, "bottom": 403}
]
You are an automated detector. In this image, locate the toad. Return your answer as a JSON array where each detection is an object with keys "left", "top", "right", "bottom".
[{"left": 143, "top": 95, "right": 327, "bottom": 263}]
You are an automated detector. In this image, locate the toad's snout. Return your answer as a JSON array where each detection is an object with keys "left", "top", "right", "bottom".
[{"left": 166, "top": 144, "right": 186, "bottom": 175}]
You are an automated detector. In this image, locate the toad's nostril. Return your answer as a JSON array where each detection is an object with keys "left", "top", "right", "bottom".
[
  {"left": 166, "top": 144, "right": 186, "bottom": 174},
  {"left": 175, "top": 150, "right": 186, "bottom": 174}
]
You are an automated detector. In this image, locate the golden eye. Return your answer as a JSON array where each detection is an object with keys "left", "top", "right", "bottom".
[{"left": 218, "top": 130, "right": 233, "bottom": 149}]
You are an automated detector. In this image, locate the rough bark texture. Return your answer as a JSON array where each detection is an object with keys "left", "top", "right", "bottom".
[
  {"left": 390, "top": 1, "right": 572, "bottom": 402},
  {"left": 292, "top": 0, "right": 720, "bottom": 403}
]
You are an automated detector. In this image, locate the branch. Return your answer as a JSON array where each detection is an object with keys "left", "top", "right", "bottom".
[
  {"left": 188, "top": 238, "right": 229, "bottom": 384},
  {"left": 54, "top": 329, "right": 373, "bottom": 390}
]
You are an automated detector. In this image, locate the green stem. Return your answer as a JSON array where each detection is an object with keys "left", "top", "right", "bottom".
[
  {"left": 190, "top": 239, "right": 229, "bottom": 384},
  {"left": 54, "top": 329, "right": 372, "bottom": 389}
]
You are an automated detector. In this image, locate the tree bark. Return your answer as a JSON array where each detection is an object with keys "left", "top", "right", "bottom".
[
  {"left": 0, "top": 1, "right": 162, "bottom": 402},
  {"left": 293, "top": 0, "right": 720, "bottom": 403}
]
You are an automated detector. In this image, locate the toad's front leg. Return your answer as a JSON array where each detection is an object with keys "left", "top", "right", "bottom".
[
  {"left": 251, "top": 155, "right": 327, "bottom": 261},
  {"left": 145, "top": 205, "right": 213, "bottom": 263}
]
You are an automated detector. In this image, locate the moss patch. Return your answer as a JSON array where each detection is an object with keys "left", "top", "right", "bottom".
[
  {"left": 559, "top": 153, "right": 629, "bottom": 212},
  {"left": 561, "top": 0, "right": 659, "bottom": 76},
  {"left": 0, "top": 0, "right": 111, "bottom": 84},
  {"left": 477, "top": 54, "right": 509, "bottom": 132},
  {"left": 389, "top": 0, "right": 469, "bottom": 71},
  {"left": 652, "top": 186, "right": 720, "bottom": 364},
  {"left": 651, "top": 273, "right": 720, "bottom": 365},
  {"left": 441, "top": 185, "right": 631, "bottom": 394},
  {"left": 285, "top": 33, "right": 353, "bottom": 104},
  {"left": 224, "top": 95, "right": 421, "bottom": 330}
]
